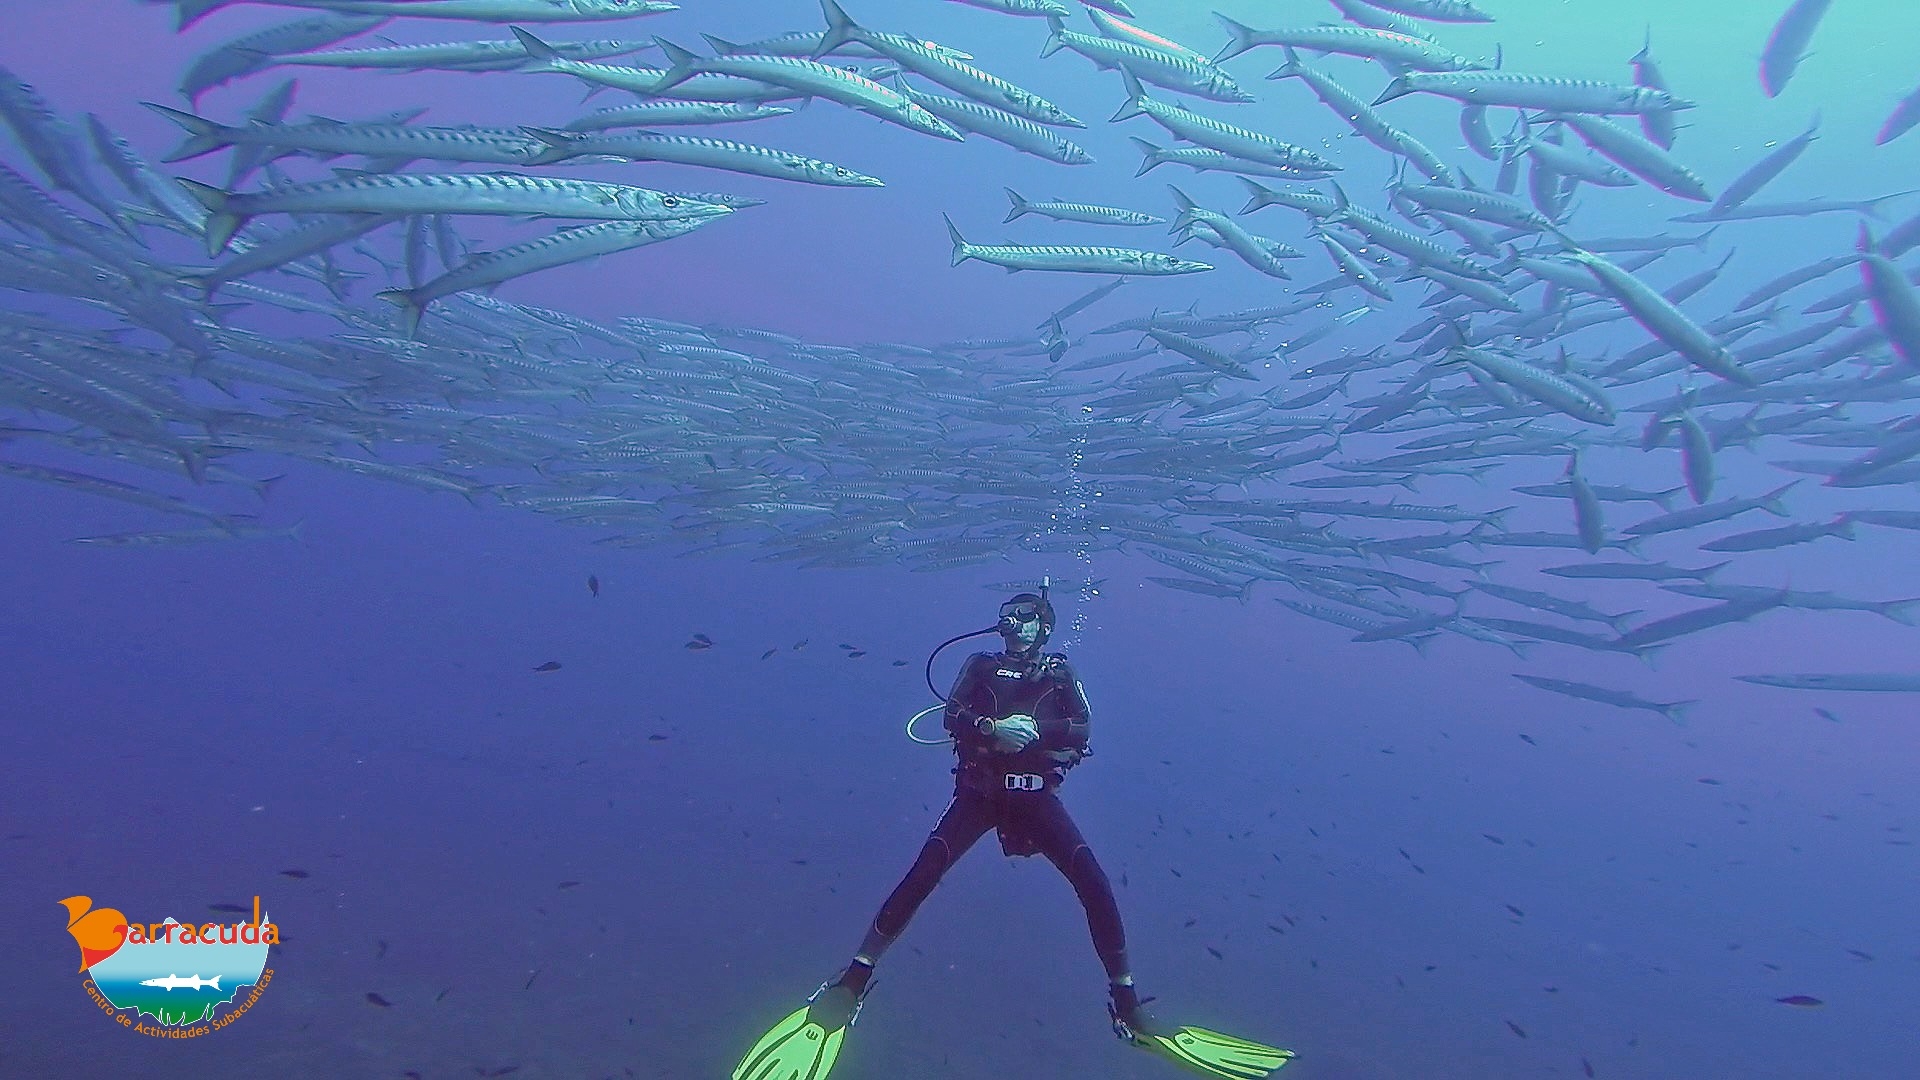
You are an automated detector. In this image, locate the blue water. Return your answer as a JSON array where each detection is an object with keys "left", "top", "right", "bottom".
[{"left": 3, "top": 1, "right": 1917, "bottom": 1077}]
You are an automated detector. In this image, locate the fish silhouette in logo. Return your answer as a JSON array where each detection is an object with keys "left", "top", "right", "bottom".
[
  {"left": 58, "top": 896, "right": 129, "bottom": 971},
  {"left": 140, "top": 974, "right": 222, "bottom": 992}
]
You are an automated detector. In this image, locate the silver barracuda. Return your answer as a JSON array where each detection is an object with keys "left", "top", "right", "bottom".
[
  {"left": 944, "top": 214, "right": 1210, "bottom": 275},
  {"left": 177, "top": 173, "right": 727, "bottom": 256},
  {"left": 1004, "top": 190, "right": 1161, "bottom": 226},
  {"left": 650, "top": 37, "right": 961, "bottom": 142},
  {"left": 175, "top": 0, "right": 676, "bottom": 33},
  {"left": 1213, "top": 16, "right": 1483, "bottom": 71},
  {"left": 896, "top": 84, "right": 1092, "bottom": 164},
  {"left": 145, "top": 105, "right": 550, "bottom": 167},
  {"left": 269, "top": 36, "right": 650, "bottom": 71},
  {"left": 1375, "top": 71, "right": 1693, "bottom": 114},
  {"left": 563, "top": 101, "right": 793, "bottom": 131},
  {"left": 522, "top": 129, "right": 884, "bottom": 187},
  {"left": 1112, "top": 70, "right": 1337, "bottom": 173},
  {"left": 377, "top": 214, "right": 725, "bottom": 337},
  {"left": 817, "top": 1, "right": 1080, "bottom": 127},
  {"left": 1043, "top": 17, "right": 1251, "bottom": 103}
]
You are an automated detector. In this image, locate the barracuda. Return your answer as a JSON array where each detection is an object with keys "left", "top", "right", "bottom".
[
  {"left": 818, "top": 1, "right": 1079, "bottom": 127},
  {"left": 1376, "top": 71, "right": 1692, "bottom": 114},
  {"left": 944, "top": 214, "right": 1210, "bottom": 275},
  {"left": 146, "top": 105, "right": 549, "bottom": 167},
  {"left": 651, "top": 37, "right": 961, "bottom": 142},
  {"left": 1113, "top": 70, "right": 1336, "bottom": 172},
  {"left": 1214, "top": 16, "right": 1482, "bottom": 70},
  {"left": 1043, "top": 17, "right": 1252, "bottom": 103},
  {"left": 524, "top": 129, "right": 883, "bottom": 187},
  {"left": 896, "top": 84, "right": 1092, "bottom": 164},
  {"left": 175, "top": 0, "right": 676, "bottom": 33},
  {"left": 176, "top": 172, "right": 726, "bottom": 257}
]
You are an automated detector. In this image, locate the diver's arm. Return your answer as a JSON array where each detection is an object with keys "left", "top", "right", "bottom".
[
  {"left": 1042, "top": 658, "right": 1093, "bottom": 770},
  {"left": 942, "top": 654, "right": 991, "bottom": 742}
]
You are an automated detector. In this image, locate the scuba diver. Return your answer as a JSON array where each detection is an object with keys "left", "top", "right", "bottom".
[{"left": 732, "top": 584, "right": 1293, "bottom": 1080}]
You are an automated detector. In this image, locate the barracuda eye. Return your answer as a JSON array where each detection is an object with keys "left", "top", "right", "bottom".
[
  {"left": 662, "top": 195, "right": 680, "bottom": 208},
  {"left": 834, "top": 168, "right": 850, "bottom": 177}
]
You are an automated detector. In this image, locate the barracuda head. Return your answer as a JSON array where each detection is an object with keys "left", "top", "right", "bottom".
[{"left": 619, "top": 189, "right": 732, "bottom": 221}]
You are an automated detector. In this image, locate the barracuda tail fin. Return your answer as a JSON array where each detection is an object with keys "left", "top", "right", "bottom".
[
  {"left": 1212, "top": 13, "right": 1259, "bottom": 63},
  {"left": 1040, "top": 16, "right": 1066, "bottom": 58},
  {"left": 519, "top": 126, "right": 579, "bottom": 166},
  {"left": 142, "top": 102, "right": 232, "bottom": 162},
  {"left": 375, "top": 287, "right": 426, "bottom": 340},
  {"left": 1003, "top": 188, "right": 1031, "bottom": 223},
  {"left": 1880, "top": 599, "right": 1920, "bottom": 626},
  {"left": 175, "top": 178, "right": 246, "bottom": 257},
  {"left": 1128, "top": 136, "right": 1164, "bottom": 176},
  {"left": 1372, "top": 75, "right": 1413, "bottom": 107},
  {"left": 942, "top": 213, "right": 973, "bottom": 266},
  {"left": 175, "top": 0, "right": 234, "bottom": 32},
  {"left": 1270, "top": 45, "right": 1305, "bottom": 81},
  {"left": 815, "top": 0, "right": 860, "bottom": 57},
  {"left": 651, "top": 37, "right": 701, "bottom": 93},
  {"left": 1111, "top": 68, "right": 1147, "bottom": 123}
]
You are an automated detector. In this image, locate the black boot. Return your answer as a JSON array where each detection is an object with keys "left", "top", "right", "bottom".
[
  {"left": 1107, "top": 982, "right": 1164, "bottom": 1042},
  {"left": 808, "top": 958, "right": 873, "bottom": 1029}
]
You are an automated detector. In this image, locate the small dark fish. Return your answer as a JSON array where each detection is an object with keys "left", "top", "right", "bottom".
[
  {"left": 587, "top": 574, "right": 600, "bottom": 597},
  {"left": 280, "top": 868, "right": 310, "bottom": 879},
  {"left": 366, "top": 992, "right": 393, "bottom": 1007},
  {"left": 686, "top": 635, "right": 713, "bottom": 650},
  {"left": 838, "top": 643, "right": 857, "bottom": 650},
  {"left": 375, "top": 939, "right": 389, "bottom": 959},
  {"left": 1506, "top": 1019, "right": 1527, "bottom": 1038},
  {"left": 1267, "top": 924, "right": 1286, "bottom": 934},
  {"left": 847, "top": 650, "right": 867, "bottom": 658},
  {"left": 1582, "top": 1056, "right": 1595, "bottom": 1078},
  {"left": 791, "top": 859, "right": 808, "bottom": 866},
  {"left": 523, "top": 970, "right": 539, "bottom": 991},
  {"left": 1846, "top": 948, "right": 1873, "bottom": 961},
  {"left": 1206, "top": 946, "right": 1224, "bottom": 960},
  {"left": 1183, "top": 917, "right": 1198, "bottom": 928},
  {"left": 558, "top": 881, "right": 581, "bottom": 890},
  {"left": 1775, "top": 994, "right": 1824, "bottom": 1007},
  {"left": 208, "top": 903, "right": 248, "bottom": 914},
  {"left": 533, "top": 661, "right": 562, "bottom": 672},
  {"left": 435, "top": 987, "right": 451, "bottom": 1002},
  {"left": 1814, "top": 708, "right": 1841, "bottom": 723},
  {"left": 1482, "top": 834, "right": 1505, "bottom": 845},
  {"left": 760, "top": 648, "right": 777, "bottom": 660},
  {"left": 483, "top": 1068, "right": 521, "bottom": 1078},
  {"left": 792, "top": 639, "right": 809, "bottom": 650},
  {"left": 647, "top": 734, "right": 668, "bottom": 742},
  {"left": 1519, "top": 734, "right": 1537, "bottom": 746},
  {"left": 891, "top": 660, "right": 908, "bottom": 666},
  {"left": 1698, "top": 777, "right": 1723, "bottom": 786},
  {"left": 1506, "top": 904, "right": 1526, "bottom": 918}
]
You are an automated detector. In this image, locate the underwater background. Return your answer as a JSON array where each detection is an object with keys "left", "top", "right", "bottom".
[{"left": 1, "top": 1, "right": 1916, "bottom": 1077}]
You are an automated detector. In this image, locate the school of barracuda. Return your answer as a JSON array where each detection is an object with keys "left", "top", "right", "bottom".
[{"left": 4, "top": 0, "right": 1920, "bottom": 714}]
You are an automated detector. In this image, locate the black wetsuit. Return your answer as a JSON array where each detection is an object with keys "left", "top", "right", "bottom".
[{"left": 853, "top": 649, "right": 1130, "bottom": 982}]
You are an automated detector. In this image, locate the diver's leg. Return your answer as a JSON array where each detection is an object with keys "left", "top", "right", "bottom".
[
  {"left": 831, "top": 787, "right": 995, "bottom": 994},
  {"left": 1020, "top": 793, "right": 1131, "bottom": 986}
]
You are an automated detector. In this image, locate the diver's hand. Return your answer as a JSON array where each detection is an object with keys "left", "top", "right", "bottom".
[{"left": 986, "top": 713, "right": 1040, "bottom": 753}]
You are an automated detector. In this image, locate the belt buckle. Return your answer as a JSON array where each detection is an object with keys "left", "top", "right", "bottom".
[{"left": 1003, "top": 773, "right": 1044, "bottom": 792}]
